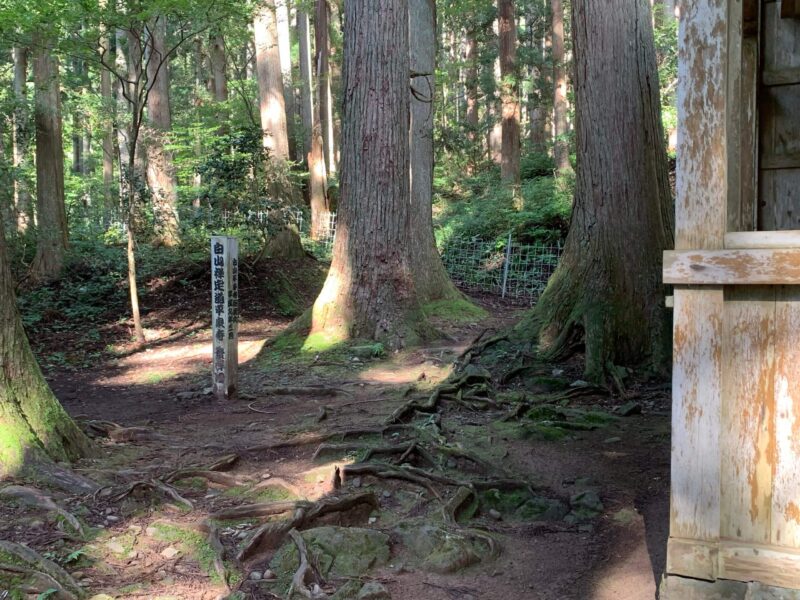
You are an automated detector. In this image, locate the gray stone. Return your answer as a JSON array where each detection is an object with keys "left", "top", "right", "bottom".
[
  {"left": 393, "top": 522, "right": 491, "bottom": 574},
  {"left": 249, "top": 571, "right": 262, "bottom": 581},
  {"left": 161, "top": 546, "right": 180, "bottom": 559},
  {"left": 618, "top": 401, "right": 642, "bottom": 416},
  {"left": 357, "top": 581, "right": 391, "bottom": 600},
  {"left": 488, "top": 509, "right": 502, "bottom": 521}
]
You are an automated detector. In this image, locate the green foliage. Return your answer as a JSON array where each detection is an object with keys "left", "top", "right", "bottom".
[{"left": 434, "top": 151, "right": 572, "bottom": 247}]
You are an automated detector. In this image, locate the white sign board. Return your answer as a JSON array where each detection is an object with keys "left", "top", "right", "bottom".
[{"left": 211, "top": 236, "right": 239, "bottom": 399}]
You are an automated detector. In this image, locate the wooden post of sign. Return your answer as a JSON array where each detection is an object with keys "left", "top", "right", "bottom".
[{"left": 211, "top": 236, "right": 239, "bottom": 399}]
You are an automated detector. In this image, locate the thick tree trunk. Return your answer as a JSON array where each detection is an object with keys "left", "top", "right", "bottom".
[
  {"left": 254, "top": 3, "right": 290, "bottom": 160},
  {"left": 145, "top": 17, "right": 181, "bottom": 247},
  {"left": 315, "top": 0, "right": 336, "bottom": 176},
  {"left": 487, "top": 21, "right": 502, "bottom": 164},
  {"left": 464, "top": 31, "right": 480, "bottom": 171},
  {"left": 551, "top": 0, "right": 571, "bottom": 174},
  {"left": 12, "top": 47, "right": 32, "bottom": 234},
  {"left": 209, "top": 33, "right": 228, "bottom": 102},
  {"left": 275, "top": 0, "right": 297, "bottom": 161},
  {"left": 298, "top": 11, "right": 314, "bottom": 161},
  {"left": 521, "top": 0, "right": 672, "bottom": 381},
  {"left": 100, "top": 30, "right": 115, "bottom": 223},
  {"left": 308, "top": 8, "right": 330, "bottom": 242},
  {"left": 310, "top": 0, "right": 425, "bottom": 348},
  {"left": 0, "top": 216, "right": 93, "bottom": 487},
  {"left": 409, "top": 0, "right": 460, "bottom": 302},
  {"left": 30, "top": 39, "right": 68, "bottom": 284},
  {"left": 498, "top": 0, "right": 520, "bottom": 185}
]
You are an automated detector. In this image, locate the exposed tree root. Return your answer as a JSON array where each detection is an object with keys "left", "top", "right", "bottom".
[
  {"left": 196, "top": 520, "right": 234, "bottom": 591},
  {"left": 102, "top": 479, "right": 193, "bottom": 510},
  {"left": 163, "top": 469, "right": 242, "bottom": 488},
  {"left": 232, "top": 492, "right": 380, "bottom": 562},
  {"left": 244, "top": 424, "right": 420, "bottom": 453},
  {"left": 0, "top": 485, "right": 85, "bottom": 537},
  {"left": 0, "top": 540, "right": 84, "bottom": 599},
  {"left": 287, "top": 528, "right": 329, "bottom": 599},
  {"left": 443, "top": 486, "right": 477, "bottom": 523}
]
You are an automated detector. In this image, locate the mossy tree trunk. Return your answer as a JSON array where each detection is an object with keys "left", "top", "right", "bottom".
[
  {"left": 310, "top": 0, "right": 427, "bottom": 349},
  {"left": 519, "top": 0, "right": 672, "bottom": 381},
  {"left": 0, "top": 217, "right": 93, "bottom": 486}
]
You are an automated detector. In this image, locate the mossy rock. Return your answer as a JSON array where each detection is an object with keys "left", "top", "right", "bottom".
[
  {"left": 393, "top": 522, "right": 489, "bottom": 574},
  {"left": 269, "top": 527, "right": 390, "bottom": 590}
]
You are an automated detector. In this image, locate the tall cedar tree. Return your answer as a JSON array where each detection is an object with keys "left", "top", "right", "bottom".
[
  {"left": 146, "top": 16, "right": 181, "bottom": 247},
  {"left": 517, "top": 0, "right": 673, "bottom": 381},
  {"left": 498, "top": 0, "right": 520, "bottom": 185},
  {"left": 30, "top": 36, "right": 68, "bottom": 283},
  {"left": 310, "top": 0, "right": 427, "bottom": 347},
  {"left": 551, "top": 0, "right": 571, "bottom": 174}
]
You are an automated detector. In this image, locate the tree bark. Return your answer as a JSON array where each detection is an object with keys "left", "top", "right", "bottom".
[
  {"left": 145, "top": 16, "right": 181, "bottom": 247},
  {"left": 315, "top": 0, "right": 336, "bottom": 176},
  {"left": 254, "top": 2, "right": 290, "bottom": 161},
  {"left": 100, "top": 29, "right": 115, "bottom": 223},
  {"left": 464, "top": 30, "right": 480, "bottom": 171},
  {"left": 308, "top": 6, "right": 330, "bottom": 241},
  {"left": 409, "top": 0, "right": 461, "bottom": 302},
  {"left": 275, "top": 0, "right": 297, "bottom": 161},
  {"left": 520, "top": 0, "right": 672, "bottom": 381},
  {"left": 498, "top": 0, "right": 520, "bottom": 185},
  {"left": 551, "top": 0, "right": 571, "bottom": 174},
  {"left": 12, "top": 47, "right": 32, "bottom": 234},
  {"left": 310, "top": 0, "right": 425, "bottom": 348},
  {"left": 209, "top": 32, "right": 228, "bottom": 102},
  {"left": 487, "top": 20, "right": 502, "bottom": 164},
  {"left": 298, "top": 11, "right": 314, "bottom": 161},
  {"left": 30, "top": 37, "right": 68, "bottom": 284},
  {"left": 0, "top": 214, "right": 93, "bottom": 486}
]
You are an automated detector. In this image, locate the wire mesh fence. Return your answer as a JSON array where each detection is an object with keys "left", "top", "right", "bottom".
[
  {"left": 210, "top": 208, "right": 561, "bottom": 305},
  {"left": 439, "top": 234, "right": 562, "bottom": 304}
]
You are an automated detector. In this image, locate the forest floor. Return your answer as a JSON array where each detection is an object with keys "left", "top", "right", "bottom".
[{"left": 3, "top": 256, "right": 671, "bottom": 600}]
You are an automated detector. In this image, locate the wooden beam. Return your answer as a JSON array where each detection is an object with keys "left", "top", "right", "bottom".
[
  {"left": 663, "top": 249, "right": 800, "bottom": 285},
  {"left": 667, "top": 538, "right": 800, "bottom": 590},
  {"left": 725, "top": 230, "right": 800, "bottom": 249},
  {"left": 667, "top": 537, "right": 718, "bottom": 581},
  {"left": 763, "top": 67, "right": 800, "bottom": 87}
]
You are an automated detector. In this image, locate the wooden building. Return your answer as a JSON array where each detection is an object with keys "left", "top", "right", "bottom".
[{"left": 661, "top": 0, "right": 800, "bottom": 596}]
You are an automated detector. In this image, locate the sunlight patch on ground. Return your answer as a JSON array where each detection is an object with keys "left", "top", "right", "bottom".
[
  {"left": 357, "top": 360, "right": 451, "bottom": 385},
  {"left": 97, "top": 338, "right": 268, "bottom": 386}
]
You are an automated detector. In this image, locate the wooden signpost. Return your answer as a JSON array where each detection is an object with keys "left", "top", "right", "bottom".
[{"left": 211, "top": 236, "right": 239, "bottom": 399}]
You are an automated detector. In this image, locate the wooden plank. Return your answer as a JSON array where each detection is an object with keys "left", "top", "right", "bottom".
[
  {"left": 763, "top": 2, "right": 800, "bottom": 74},
  {"left": 758, "top": 169, "right": 800, "bottom": 230},
  {"left": 663, "top": 249, "right": 800, "bottom": 285},
  {"left": 720, "top": 288, "right": 776, "bottom": 545},
  {"left": 763, "top": 67, "right": 800, "bottom": 86},
  {"left": 675, "top": 0, "right": 728, "bottom": 251},
  {"left": 720, "top": 542, "right": 800, "bottom": 589},
  {"left": 739, "top": 37, "right": 759, "bottom": 231},
  {"left": 771, "top": 287, "right": 800, "bottom": 548},
  {"left": 725, "top": 230, "right": 800, "bottom": 249},
  {"left": 760, "top": 154, "right": 800, "bottom": 170},
  {"left": 670, "top": 289, "right": 723, "bottom": 541},
  {"left": 759, "top": 86, "right": 800, "bottom": 166},
  {"left": 666, "top": 537, "right": 718, "bottom": 580}
]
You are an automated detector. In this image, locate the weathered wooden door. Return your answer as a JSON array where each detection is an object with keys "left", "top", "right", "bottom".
[{"left": 662, "top": 0, "right": 800, "bottom": 594}]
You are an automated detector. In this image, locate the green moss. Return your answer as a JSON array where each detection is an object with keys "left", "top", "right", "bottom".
[
  {"left": 302, "top": 331, "right": 345, "bottom": 353},
  {"left": 152, "top": 523, "right": 233, "bottom": 584},
  {"left": 139, "top": 370, "right": 177, "bottom": 385},
  {"left": 174, "top": 476, "right": 208, "bottom": 491},
  {"left": 224, "top": 483, "right": 297, "bottom": 503},
  {"left": 421, "top": 298, "right": 487, "bottom": 324}
]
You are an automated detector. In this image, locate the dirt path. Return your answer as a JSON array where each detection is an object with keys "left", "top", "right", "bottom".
[{"left": 5, "top": 297, "right": 670, "bottom": 600}]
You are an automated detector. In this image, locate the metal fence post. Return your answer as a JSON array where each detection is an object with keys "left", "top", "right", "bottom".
[{"left": 501, "top": 231, "right": 512, "bottom": 298}]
